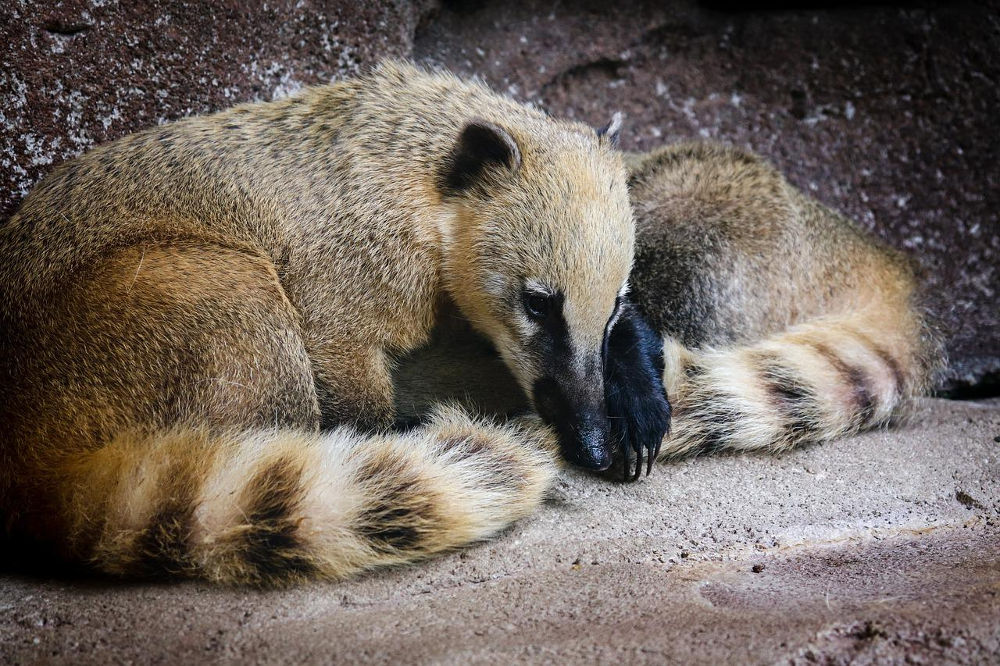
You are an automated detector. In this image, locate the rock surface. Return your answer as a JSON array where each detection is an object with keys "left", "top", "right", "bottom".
[
  {"left": 2, "top": 398, "right": 998, "bottom": 663},
  {"left": 1, "top": 0, "right": 997, "bottom": 391},
  {"left": 0, "top": 0, "right": 437, "bottom": 215}
]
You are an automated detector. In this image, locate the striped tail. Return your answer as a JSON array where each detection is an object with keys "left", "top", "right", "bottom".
[
  {"left": 658, "top": 307, "right": 936, "bottom": 459},
  {"left": 50, "top": 406, "right": 558, "bottom": 585}
]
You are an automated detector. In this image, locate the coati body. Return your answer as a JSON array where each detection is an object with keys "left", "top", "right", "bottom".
[
  {"left": 0, "top": 62, "right": 651, "bottom": 584},
  {"left": 0, "top": 59, "right": 934, "bottom": 585}
]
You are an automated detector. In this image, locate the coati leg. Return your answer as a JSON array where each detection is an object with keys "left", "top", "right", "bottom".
[
  {"left": 604, "top": 300, "right": 671, "bottom": 480},
  {"left": 309, "top": 344, "right": 398, "bottom": 432},
  {"left": 4, "top": 242, "right": 558, "bottom": 583}
]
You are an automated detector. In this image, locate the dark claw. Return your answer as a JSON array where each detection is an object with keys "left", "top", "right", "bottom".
[
  {"left": 649, "top": 420, "right": 666, "bottom": 475},
  {"left": 632, "top": 440, "right": 643, "bottom": 481}
]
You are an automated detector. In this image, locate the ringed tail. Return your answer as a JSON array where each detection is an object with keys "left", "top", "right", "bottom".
[
  {"left": 658, "top": 306, "right": 937, "bottom": 458},
  {"left": 42, "top": 406, "right": 558, "bottom": 585}
]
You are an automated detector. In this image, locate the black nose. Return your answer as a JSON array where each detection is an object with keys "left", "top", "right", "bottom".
[
  {"left": 563, "top": 431, "right": 613, "bottom": 471},
  {"left": 532, "top": 377, "right": 612, "bottom": 471}
]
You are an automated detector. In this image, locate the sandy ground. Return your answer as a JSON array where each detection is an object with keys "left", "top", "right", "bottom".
[{"left": 2, "top": 397, "right": 998, "bottom": 664}]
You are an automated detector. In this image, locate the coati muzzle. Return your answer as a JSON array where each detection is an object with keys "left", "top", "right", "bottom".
[{"left": 532, "top": 374, "right": 612, "bottom": 471}]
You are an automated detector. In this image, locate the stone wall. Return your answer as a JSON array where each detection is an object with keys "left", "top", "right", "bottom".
[{"left": 2, "top": 0, "right": 997, "bottom": 392}]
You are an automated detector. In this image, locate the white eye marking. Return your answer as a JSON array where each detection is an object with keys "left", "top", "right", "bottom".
[
  {"left": 514, "top": 311, "right": 537, "bottom": 336},
  {"left": 524, "top": 277, "right": 555, "bottom": 298}
]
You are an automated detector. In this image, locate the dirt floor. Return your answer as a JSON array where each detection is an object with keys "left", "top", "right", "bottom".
[{"left": 2, "top": 397, "right": 997, "bottom": 664}]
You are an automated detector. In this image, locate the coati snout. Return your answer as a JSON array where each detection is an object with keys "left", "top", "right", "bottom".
[
  {"left": 532, "top": 375, "right": 612, "bottom": 471},
  {"left": 522, "top": 286, "right": 615, "bottom": 471}
]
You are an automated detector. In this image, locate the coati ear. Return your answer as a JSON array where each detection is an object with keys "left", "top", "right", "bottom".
[
  {"left": 596, "top": 112, "right": 623, "bottom": 148},
  {"left": 440, "top": 119, "right": 521, "bottom": 193}
]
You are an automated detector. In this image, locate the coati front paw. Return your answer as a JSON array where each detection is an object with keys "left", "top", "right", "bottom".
[{"left": 604, "top": 300, "right": 672, "bottom": 481}]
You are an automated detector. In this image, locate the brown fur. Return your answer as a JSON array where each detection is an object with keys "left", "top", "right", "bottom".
[
  {"left": 626, "top": 143, "right": 939, "bottom": 457},
  {"left": 0, "top": 61, "right": 632, "bottom": 584},
  {"left": 0, "top": 59, "right": 936, "bottom": 583},
  {"left": 392, "top": 143, "right": 939, "bottom": 459}
]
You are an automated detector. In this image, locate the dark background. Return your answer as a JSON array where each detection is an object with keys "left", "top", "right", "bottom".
[{"left": 2, "top": 0, "right": 997, "bottom": 394}]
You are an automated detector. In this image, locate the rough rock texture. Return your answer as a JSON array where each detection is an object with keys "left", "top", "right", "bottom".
[
  {"left": 2, "top": 398, "right": 998, "bottom": 663},
  {"left": 0, "top": 0, "right": 437, "bottom": 216},
  {"left": 1, "top": 0, "right": 997, "bottom": 390}
]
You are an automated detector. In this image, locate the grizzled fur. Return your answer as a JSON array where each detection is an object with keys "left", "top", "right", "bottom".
[
  {"left": 0, "top": 61, "right": 642, "bottom": 585},
  {"left": 0, "top": 58, "right": 936, "bottom": 586},
  {"left": 398, "top": 143, "right": 938, "bottom": 467},
  {"left": 625, "top": 143, "right": 939, "bottom": 458}
]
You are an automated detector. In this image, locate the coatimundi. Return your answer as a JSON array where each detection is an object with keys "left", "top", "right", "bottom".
[{"left": 0, "top": 61, "right": 934, "bottom": 585}]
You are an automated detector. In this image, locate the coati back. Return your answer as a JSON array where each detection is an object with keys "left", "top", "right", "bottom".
[
  {"left": 0, "top": 62, "right": 654, "bottom": 584},
  {"left": 625, "top": 143, "right": 939, "bottom": 457}
]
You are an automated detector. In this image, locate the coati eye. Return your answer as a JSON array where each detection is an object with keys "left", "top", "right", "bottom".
[{"left": 522, "top": 290, "right": 554, "bottom": 321}]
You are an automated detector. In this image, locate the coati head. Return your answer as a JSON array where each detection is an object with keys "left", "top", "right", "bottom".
[{"left": 438, "top": 114, "right": 634, "bottom": 470}]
